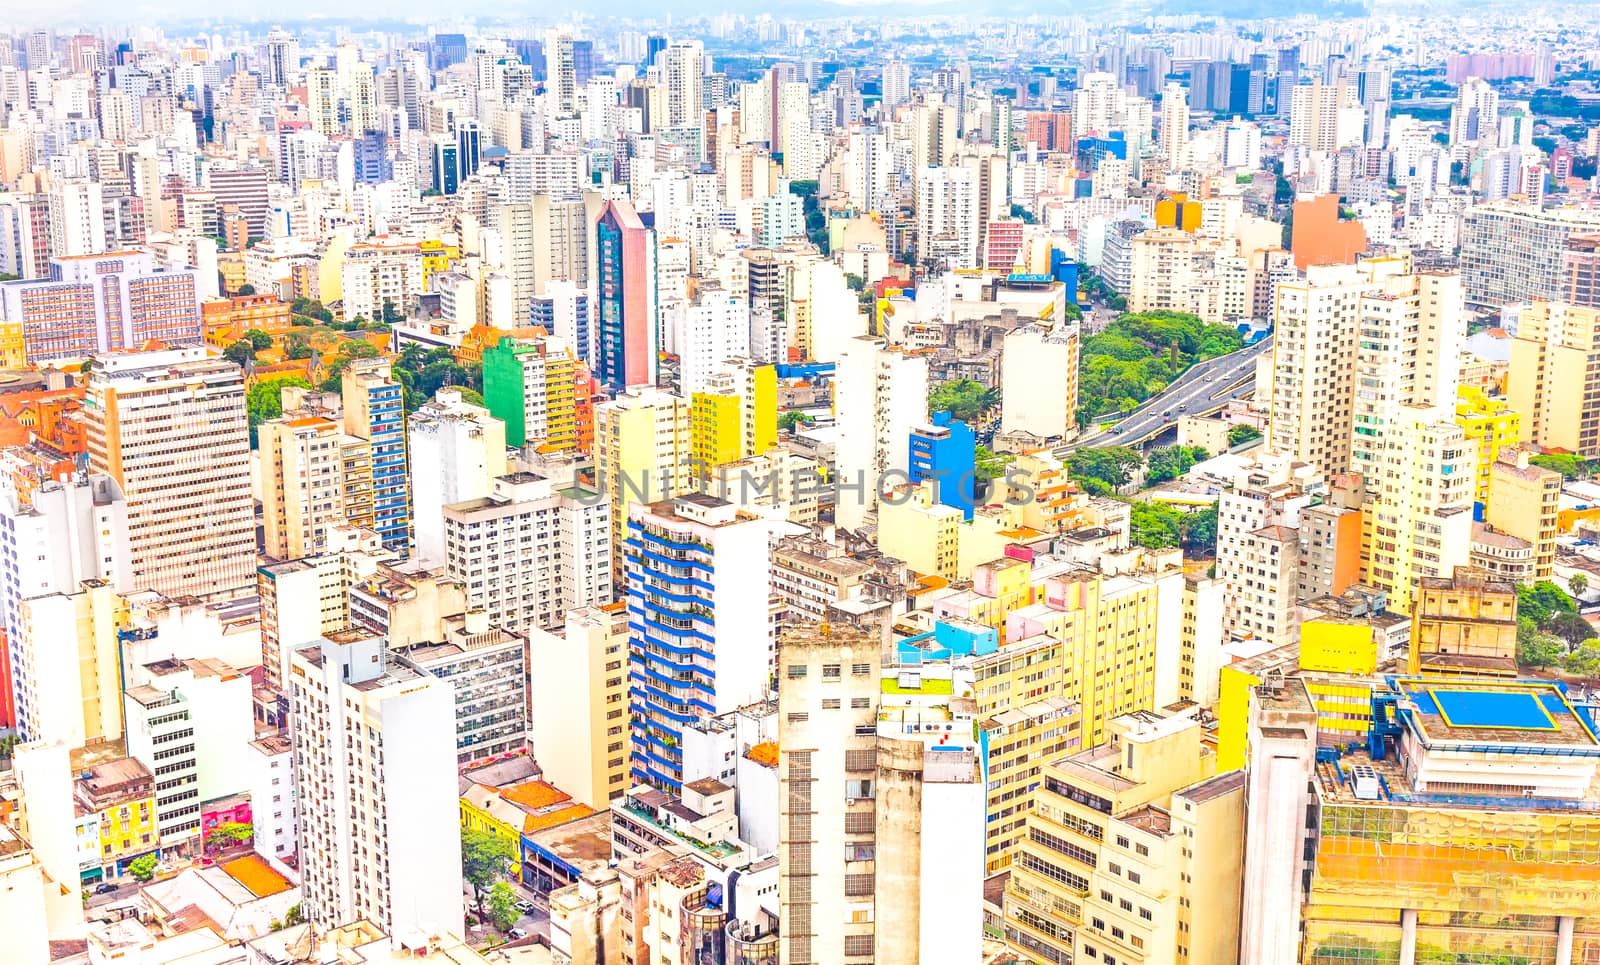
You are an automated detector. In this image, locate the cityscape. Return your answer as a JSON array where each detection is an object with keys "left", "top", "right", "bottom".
[{"left": 2, "top": 6, "right": 1600, "bottom": 965}]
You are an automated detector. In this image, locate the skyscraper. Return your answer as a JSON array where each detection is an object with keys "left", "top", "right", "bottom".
[
  {"left": 83, "top": 348, "right": 255, "bottom": 599},
  {"left": 595, "top": 199, "right": 659, "bottom": 392},
  {"left": 626, "top": 495, "right": 771, "bottom": 791},
  {"left": 342, "top": 358, "right": 411, "bottom": 553},
  {"left": 289, "top": 630, "right": 463, "bottom": 937}
]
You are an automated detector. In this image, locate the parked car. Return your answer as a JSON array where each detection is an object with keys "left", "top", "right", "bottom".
[
  {"left": 516, "top": 901, "right": 535, "bottom": 914},
  {"left": 508, "top": 928, "right": 529, "bottom": 940}
]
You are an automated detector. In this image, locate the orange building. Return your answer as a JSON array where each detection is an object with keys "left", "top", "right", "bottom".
[
  {"left": 201, "top": 294, "right": 294, "bottom": 347},
  {"left": 1290, "top": 194, "right": 1367, "bottom": 270},
  {"left": 1154, "top": 192, "right": 1205, "bottom": 233},
  {"left": 0, "top": 385, "right": 87, "bottom": 454}
]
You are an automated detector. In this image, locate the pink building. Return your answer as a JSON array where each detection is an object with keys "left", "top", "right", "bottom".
[{"left": 595, "top": 200, "right": 659, "bottom": 392}]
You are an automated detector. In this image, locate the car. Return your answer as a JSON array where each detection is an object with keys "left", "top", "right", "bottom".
[
  {"left": 1179, "top": 403, "right": 1188, "bottom": 410},
  {"left": 1161, "top": 409, "right": 1171, "bottom": 417},
  {"left": 516, "top": 900, "right": 535, "bottom": 914},
  {"left": 508, "top": 928, "right": 529, "bottom": 940},
  {"left": 1110, "top": 426, "right": 1122, "bottom": 434},
  {"left": 94, "top": 883, "right": 118, "bottom": 894}
]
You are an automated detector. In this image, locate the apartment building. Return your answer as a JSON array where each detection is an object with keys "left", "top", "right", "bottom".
[
  {"left": 258, "top": 411, "right": 346, "bottom": 561},
  {"left": 288, "top": 630, "right": 463, "bottom": 937},
  {"left": 595, "top": 386, "right": 693, "bottom": 588},
  {"left": 527, "top": 604, "right": 631, "bottom": 809},
  {"left": 834, "top": 336, "right": 929, "bottom": 531},
  {"left": 392, "top": 609, "right": 529, "bottom": 764},
  {"left": 339, "top": 239, "right": 422, "bottom": 321},
  {"left": 1000, "top": 322, "right": 1081, "bottom": 443},
  {"left": 1460, "top": 204, "right": 1600, "bottom": 307},
  {"left": 1407, "top": 566, "right": 1519, "bottom": 677},
  {"left": 1507, "top": 300, "right": 1600, "bottom": 459},
  {"left": 483, "top": 333, "right": 580, "bottom": 452},
  {"left": 408, "top": 388, "right": 508, "bottom": 566},
  {"left": 0, "top": 252, "right": 203, "bottom": 362},
  {"left": 627, "top": 495, "right": 771, "bottom": 792},
  {"left": 341, "top": 358, "right": 410, "bottom": 552},
  {"left": 442, "top": 472, "right": 610, "bottom": 635},
  {"left": 83, "top": 348, "right": 256, "bottom": 600},
  {"left": 1003, "top": 713, "right": 1245, "bottom": 965},
  {"left": 1485, "top": 446, "right": 1562, "bottom": 581}
]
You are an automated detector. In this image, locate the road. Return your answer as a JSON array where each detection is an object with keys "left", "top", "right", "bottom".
[{"left": 1060, "top": 335, "right": 1274, "bottom": 453}]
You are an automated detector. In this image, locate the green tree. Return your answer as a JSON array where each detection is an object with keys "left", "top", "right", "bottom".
[
  {"left": 1564, "top": 639, "right": 1600, "bottom": 679},
  {"left": 381, "top": 297, "right": 404, "bottom": 325},
  {"left": 245, "top": 329, "right": 274, "bottom": 350},
  {"left": 1129, "top": 501, "right": 1183, "bottom": 549},
  {"left": 284, "top": 903, "right": 304, "bottom": 925},
  {"left": 1517, "top": 617, "right": 1566, "bottom": 670},
  {"left": 1145, "top": 445, "right": 1208, "bottom": 484},
  {"left": 1571, "top": 573, "right": 1590, "bottom": 600},
  {"left": 461, "top": 827, "right": 516, "bottom": 922},
  {"left": 927, "top": 379, "right": 997, "bottom": 423},
  {"left": 488, "top": 881, "right": 520, "bottom": 932},
  {"left": 1546, "top": 610, "right": 1595, "bottom": 648},
  {"left": 236, "top": 283, "right": 257, "bottom": 295},
  {"left": 1179, "top": 505, "right": 1219, "bottom": 553},
  {"left": 1067, "top": 446, "right": 1143, "bottom": 491},
  {"left": 224, "top": 340, "right": 255, "bottom": 365},
  {"left": 247, "top": 375, "right": 311, "bottom": 447},
  {"left": 285, "top": 333, "right": 313, "bottom": 360},
  {"left": 128, "top": 855, "right": 158, "bottom": 882},
  {"left": 975, "top": 445, "right": 1014, "bottom": 481},
  {"left": 779, "top": 411, "right": 815, "bottom": 432},
  {"left": 842, "top": 272, "right": 865, "bottom": 291},
  {"left": 1228, "top": 424, "right": 1262, "bottom": 447},
  {"left": 1530, "top": 454, "right": 1592, "bottom": 480},
  {"left": 1518, "top": 582, "right": 1577, "bottom": 625}
]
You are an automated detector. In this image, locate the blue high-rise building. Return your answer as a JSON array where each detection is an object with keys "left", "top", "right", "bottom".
[{"left": 910, "top": 411, "right": 977, "bottom": 520}]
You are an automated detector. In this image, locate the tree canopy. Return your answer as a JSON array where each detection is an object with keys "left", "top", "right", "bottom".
[
  {"left": 247, "top": 375, "right": 311, "bottom": 447},
  {"left": 1067, "top": 446, "right": 1143, "bottom": 492},
  {"left": 928, "top": 379, "right": 997, "bottom": 423},
  {"left": 1077, "top": 311, "right": 1244, "bottom": 424},
  {"left": 1145, "top": 445, "right": 1208, "bottom": 484},
  {"left": 461, "top": 827, "right": 516, "bottom": 922}
]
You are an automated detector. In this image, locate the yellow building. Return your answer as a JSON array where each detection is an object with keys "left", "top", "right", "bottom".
[
  {"left": 0, "top": 322, "right": 25, "bottom": 367},
  {"left": 1487, "top": 446, "right": 1562, "bottom": 580},
  {"left": 876, "top": 483, "right": 963, "bottom": 579},
  {"left": 1408, "top": 565, "right": 1519, "bottom": 677},
  {"left": 595, "top": 387, "right": 692, "bottom": 588},
  {"left": 418, "top": 239, "right": 460, "bottom": 288},
  {"left": 460, "top": 777, "right": 595, "bottom": 858},
  {"left": 1216, "top": 643, "right": 1382, "bottom": 773},
  {"left": 14, "top": 582, "right": 128, "bottom": 748},
  {"left": 76, "top": 757, "right": 159, "bottom": 880},
  {"left": 1299, "top": 677, "right": 1600, "bottom": 965},
  {"left": 258, "top": 414, "right": 347, "bottom": 561},
  {"left": 1508, "top": 300, "right": 1600, "bottom": 458},
  {"left": 1454, "top": 386, "right": 1521, "bottom": 503},
  {"left": 690, "top": 391, "right": 742, "bottom": 480},
  {"left": 1300, "top": 615, "right": 1379, "bottom": 675},
  {"left": 526, "top": 604, "right": 632, "bottom": 810},
  {"left": 1003, "top": 713, "right": 1245, "bottom": 965}
]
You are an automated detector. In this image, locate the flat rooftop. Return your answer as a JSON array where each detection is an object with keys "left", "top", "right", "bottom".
[{"left": 1396, "top": 679, "right": 1599, "bottom": 750}]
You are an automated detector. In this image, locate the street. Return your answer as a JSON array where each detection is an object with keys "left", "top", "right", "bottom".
[{"left": 1061, "top": 334, "right": 1274, "bottom": 453}]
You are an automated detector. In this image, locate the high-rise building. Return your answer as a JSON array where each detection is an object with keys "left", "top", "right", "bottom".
[
  {"left": 1160, "top": 81, "right": 1190, "bottom": 165},
  {"left": 1002, "top": 712, "right": 1245, "bottom": 965},
  {"left": 1288, "top": 79, "right": 1363, "bottom": 151},
  {"left": 1507, "top": 301, "right": 1600, "bottom": 458},
  {"left": 0, "top": 252, "right": 204, "bottom": 362},
  {"left": 1359, "top": 410, "right": 1476, "bottom": 607},
  {"left": 258, "top": 408, "right": 347, "bottom": 562},
  {"left": 595, "top": 199, "right": 659, "bottom": 392},
  {"left": 1000, "top": 322, "right": 1081, "bottom": 443},
  {"left": 342, "top": 358, "right": 410, "bottom": 553},
  {"left": 595, "top": 386, "right": 693, "bottom": 588},
  {"left": 482, "top": 333, "right": 580, "bottom": 452},
  {"left": 546, "top": 30, "right": 577, "bottom": 116},
  {"left": 661, "top": 41, "right": 704, "bottom": 129},
  {"left": 882, "top": 60, "right": 911, "bottom": 109},
  {"left": 442, "top": 472, "right": 610, "bottom": 635},
  {"left": 12, "top": 581, "right": 125, "bottom": 746},
  {"left": 1485, "top": 447, "right": 1562, "bottom": 581},
  {"left": 1561, "top": 233, "right": 1600, "bottom": 308},
  {"left": 1448, "top": 76, "right": 1499, "bottom": 146},
  {"left": 1460, "top": 204, "right": 1600, "bottom": 308},
  {"left": 289, "top": 630, "right": 463, "bottom": 938},
  {"left": 626, "top": 495, "right": 771, "bottom": 791},
  {"left": 526, "top": 604, "right": 631, "bottom": 809},
  {"left": 391, "top": 609, "right": 528, "bottom": 764},
  {"left": 834, "top": 336, "right": 929, "bottom": 531},
  {"left": 916, "top": 165, "right": 979, "bottom": 270},
  {"left": 83, "top": 349, "right": 255, "bottom": 599},
  {"left": 408, "top": 388, "right": 509, "bottom": 567},
  {"left": 777, "top": 622, "right": 986, "bottom": 965}
]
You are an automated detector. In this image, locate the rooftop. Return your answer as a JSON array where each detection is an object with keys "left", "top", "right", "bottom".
[{"left": 1396, "top": 679, "right": 1599, "bottom": 750}]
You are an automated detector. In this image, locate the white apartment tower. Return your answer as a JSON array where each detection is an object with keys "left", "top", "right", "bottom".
[
  {"left": 289, "top": 631, "right": 464, "bottom": 937},
  {"left": 442, "top": 473, "right": 610, "bottom": 635},
  {"left": 408, "top": 389, "right": 509, "bottom": 567},
  {"left": 833, "top": 337, "right": 929, "bottom": 532}
]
